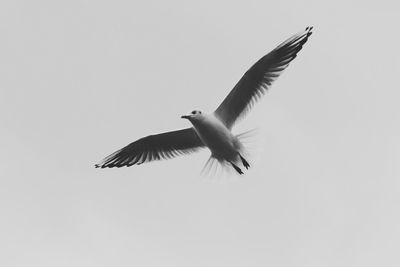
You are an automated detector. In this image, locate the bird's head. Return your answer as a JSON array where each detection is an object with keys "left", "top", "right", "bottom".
[{"left": 181, "top": 110, "right": 203, "bottom": 121}]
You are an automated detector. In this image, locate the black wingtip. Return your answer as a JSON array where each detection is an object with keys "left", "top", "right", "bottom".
[{"left": 95, "top": 163, "right": 107, "bottom": 168}]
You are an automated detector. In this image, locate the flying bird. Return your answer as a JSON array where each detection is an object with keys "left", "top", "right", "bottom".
[{"left": 95, "top": 27, "right": 313, "bottom": 174}]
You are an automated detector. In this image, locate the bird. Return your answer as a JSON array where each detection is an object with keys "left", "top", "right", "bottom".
[{"left": 95, "top": 27, "right": 313, "bottom": 174}]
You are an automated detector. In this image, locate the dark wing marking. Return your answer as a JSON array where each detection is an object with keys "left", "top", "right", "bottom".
[
  {"left": 95, "top": 127, "right": 204, "bottom": 168},
  {"left": 214, "top": 26, "right": 313, "bottom": 129}
]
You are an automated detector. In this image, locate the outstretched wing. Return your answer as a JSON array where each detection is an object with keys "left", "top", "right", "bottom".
[
  {"left": 214, "top": 26, "right": 313, "bottom": 129},
  {"left": 95, "top": 127, "right": 205, "bottom": 168}
]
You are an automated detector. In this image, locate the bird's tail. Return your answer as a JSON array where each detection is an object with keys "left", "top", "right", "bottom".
[
  {"left": 236, "top": 128, "right": 258, "bottom": 144},
  {"left": 236, "top": 128, "right": 258, "bottom": 154},
  {"left": 201, "top": 156, "right": 220, "bottom": 176},
  {"left": 201, "top": 156, "right": 245, "bottom": 177},
  {"left": 200, "top": 129, "right": 259, "bottom": 176}
]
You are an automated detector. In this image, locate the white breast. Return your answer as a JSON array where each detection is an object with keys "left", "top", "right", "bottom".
[{"left": 190, "top": 114, "right": 241, "bottom": 161}]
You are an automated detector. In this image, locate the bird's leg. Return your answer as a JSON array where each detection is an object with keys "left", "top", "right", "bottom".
[
  {"left": 230, "top": 162, "right": 243, "bottom": 175},
  {"left": 239, "top": 154, "right": 250, "bottom": 169}
]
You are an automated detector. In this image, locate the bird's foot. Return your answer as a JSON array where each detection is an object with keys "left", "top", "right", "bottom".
[
  {"left": 230, "top": 162, "right": 243, "bottom": 175},
  {"left": 240, "top": 155, "right": 250, "bottom": 169}
]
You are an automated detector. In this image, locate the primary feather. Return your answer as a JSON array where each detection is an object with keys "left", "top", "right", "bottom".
[
  {"left": 95, "top": 128, "right": 204, "bottom": 168},
  {"left": 214, "top": 27, "right": 313, "bottom": 129}
]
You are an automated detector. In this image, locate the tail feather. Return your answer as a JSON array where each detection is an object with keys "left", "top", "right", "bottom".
[
  {"left": 201, "top": 156, "right": 220, "bottom": 176},
  {"left": 236, "top": 128, "right": 258, "bottom": 143}
]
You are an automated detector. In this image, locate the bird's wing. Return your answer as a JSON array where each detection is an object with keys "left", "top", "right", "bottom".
[
  {"left": 95, "top": 127, "right": 205, "bottom": 168},
  {"left": 214, "top": 27, "right": 313, "bottom": 129}
]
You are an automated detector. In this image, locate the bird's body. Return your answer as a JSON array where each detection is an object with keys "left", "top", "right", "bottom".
[
  {"left": 188, "top": 113, "right": 242, "bottom": 163},
  {"left": 95, "top": 27, "right": 313, "bottom": 174}
]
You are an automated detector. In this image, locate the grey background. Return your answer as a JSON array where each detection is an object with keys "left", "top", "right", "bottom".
[{"left": 1, "top": 0, "right": 399, "bottom": 266}]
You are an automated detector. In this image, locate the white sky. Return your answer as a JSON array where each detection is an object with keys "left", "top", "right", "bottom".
[{"left": 1, "top": 0, "right": 399, "bottom": 266}]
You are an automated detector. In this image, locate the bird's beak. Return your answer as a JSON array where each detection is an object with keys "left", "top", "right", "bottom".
[{"left": 181, "top": 115, "right": 190, "bottom": 119}]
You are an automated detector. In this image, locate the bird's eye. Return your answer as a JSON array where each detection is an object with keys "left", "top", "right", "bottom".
[{"left": 191, "top": 110, "right": 196, "bottom": 115}]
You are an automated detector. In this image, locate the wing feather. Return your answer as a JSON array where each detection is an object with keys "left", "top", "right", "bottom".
[
  {"left": 95, "top": 127, "right": 204, "bottom": 168},
  {"left": 214, "top": 27, "right": 313, "bottom": 129}
]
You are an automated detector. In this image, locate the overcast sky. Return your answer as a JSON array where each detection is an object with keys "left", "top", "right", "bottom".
[{"left": 1, "top": 0, "right": 399, "bottom": 266}]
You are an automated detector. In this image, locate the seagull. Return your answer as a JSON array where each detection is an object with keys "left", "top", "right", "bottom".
[{"left": 95, "top": 27, "right": 313, "bottom": 174}]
